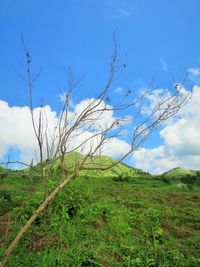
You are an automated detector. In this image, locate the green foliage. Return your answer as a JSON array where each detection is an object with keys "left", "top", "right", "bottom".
[
  {"left": 0, "top": 163, "right": 200, "bottom": 266},
  {"left": 113, "top": 173, "right": 130, "bottom": 182},
  {"left": 0, "top": 190, "right": 13, "bottom": 214},
  {"left": 180, "top": 174, "right": 200, "bottom": 186},
  {"left": 158, "top": 170, "right": 200, "bottom": 189}
]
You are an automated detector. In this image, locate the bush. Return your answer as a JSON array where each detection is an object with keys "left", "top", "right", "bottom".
[
  {"left": 0, "top": 190, "right": 13, "bottom": 215},
  {"left": 161, "top": 176, "right": 171, "bottom": 184},
  {"left": 113, "top": 174, "right": 129, "bottom": 182},
  {"left": 181, "top": 174, "right": 200, "bottom": 186}
]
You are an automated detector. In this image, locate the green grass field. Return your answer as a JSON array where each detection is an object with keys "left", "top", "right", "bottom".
[{"left": 0, "top": 160, "right": 200, "bottom": 266}]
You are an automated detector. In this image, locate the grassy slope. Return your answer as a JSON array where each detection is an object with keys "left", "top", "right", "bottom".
[
  {"left": 42, "top": 152, "right": 143, "bottom": 178},
  {"left": 162, "top": 167, "right": 197, "bottom": 177},
  {"left": 0, "top": 159, "right": 200, "bottom": 266}
]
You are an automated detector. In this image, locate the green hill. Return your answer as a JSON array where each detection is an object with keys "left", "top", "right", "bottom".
[
  {"left": 35, "top": 152, "right": 147, "bottom": 179},
  {"left": 162, "top": 167, "right": 197, "bottom": 177}
]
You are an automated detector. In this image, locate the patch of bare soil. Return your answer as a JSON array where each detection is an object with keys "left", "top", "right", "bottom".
[
  {"left": 0, "top": 214, "right": 10, "bottom": 245},
  {"left": 0, "top": 186, "right": 16, "bottom": 190},
  {"left": 31, "top": 234, "right": 58, "bottom": 251},
  {"left": 161, "top": 220, "right": 191, "bottom": 238}
]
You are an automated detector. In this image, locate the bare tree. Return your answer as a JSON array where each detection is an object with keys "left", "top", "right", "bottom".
[
  {"left": 0, "top": 40, "right": 192, "bottom": 266},
  {"left": 20, "top": 38, "right": 49, "bottom": 200}
]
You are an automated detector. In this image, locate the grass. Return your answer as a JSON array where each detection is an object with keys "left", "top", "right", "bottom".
[
  {"left": 162, "top": 167, "right": 197, "bottom": 177},
  {"left": 0, "top": 162, "right": 200, "bottom": 266},
  {"left": 35, "top": 152, "right": 147, "bottom": 179}
]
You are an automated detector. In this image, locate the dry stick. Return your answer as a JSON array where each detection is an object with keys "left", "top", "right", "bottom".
[{"left": 0, "top": 174, "right": 73, "bottom": 267}]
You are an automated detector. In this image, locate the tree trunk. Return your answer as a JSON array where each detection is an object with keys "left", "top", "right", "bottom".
[{"left": 0, "top": 174, "right": 73, "bottom": 267}]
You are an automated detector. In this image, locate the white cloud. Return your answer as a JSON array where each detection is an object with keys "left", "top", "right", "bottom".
[
  {"left": 132, "top": 146, "right": 179, "bottom": 174},
  {"left": 0, "top": 98, "right": 131, "bottom": 167},
  {"left": 131, "top": 85, "right": 200, "bottom": 173},
  {"left": 70, "top": 98, "right": 118, "bottom": 131},
  {"left": 67, "top": 129, "right": 131, "bottom": 158},
  {"left": 2, "top": 85, "right": 199, "bottom": 173},
  {"left": 102, "top": 137, "right": 131, "bottom": 157},
  {"left": 0, "top": 100, "right": 57, "bottom": 165}
]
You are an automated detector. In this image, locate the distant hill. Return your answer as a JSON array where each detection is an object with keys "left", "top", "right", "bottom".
[
  {"left": 54, "top": 153, "right": 147, "bottom": 178},
  {"left": 162, "top": 167, "right": 198, "bottom": 177},
  {"left": 20, "top": 152, "right": 148, "bottom": 179}
]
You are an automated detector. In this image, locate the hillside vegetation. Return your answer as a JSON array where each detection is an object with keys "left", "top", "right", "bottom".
[
  {"left": 0, "top": 156, "right": 200, "bottom": 266},
  {"left": 46, "top": 153, "right": 148, "bottom": 178},
  {"left": 162, "top": 167, "right": 198, "bottom": 177}
]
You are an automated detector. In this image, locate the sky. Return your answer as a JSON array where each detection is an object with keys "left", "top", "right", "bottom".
[{"left": 0, "top": 0, "right": 200, "bottom": 173}]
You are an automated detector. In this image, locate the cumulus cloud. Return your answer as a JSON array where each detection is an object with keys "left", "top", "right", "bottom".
[
  {"left": 69, "top": 98, "right": 118, "bottom": 131},
  {"left": 132, "top": 146, "right": 179, "bottom": 174},
  {"left": 0, "top": 98, "right": 131, "bottom": 167},
  {"left": 102, "top": 137, "right": 131, "bottom": 157},
  {"left": 0, "top": 100, "right": 57, "bottom": 164},
  {"left": 66, "top": 129, "right": 131, "bottom": 158},
  {"left": 131, "top": 85, "right": 200, "bottom": 173}
]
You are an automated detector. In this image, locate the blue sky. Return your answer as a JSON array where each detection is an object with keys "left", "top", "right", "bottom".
[{"left": 1, "top": 0, "right": 200, "bottom": 172}]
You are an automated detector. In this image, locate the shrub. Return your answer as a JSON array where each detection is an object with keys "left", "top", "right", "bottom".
[
  {"left": 0, "top": 190, "right": 13, "bottom": 215},
  {"left": 113, "top": 174, "right": 129, "bottom": 182}
]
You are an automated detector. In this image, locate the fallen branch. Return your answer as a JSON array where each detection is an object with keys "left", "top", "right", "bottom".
[{"left": 0, "top": 174, "right": 73, "bottom": 267}]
